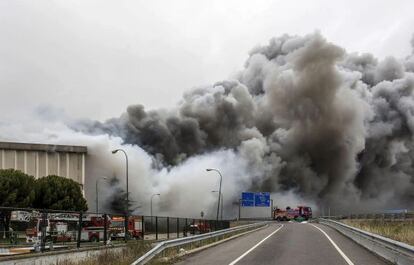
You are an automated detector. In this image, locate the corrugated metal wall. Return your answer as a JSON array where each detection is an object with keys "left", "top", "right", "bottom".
[{"left": 0, "top": 149, "right": 85, "bottom": 186}]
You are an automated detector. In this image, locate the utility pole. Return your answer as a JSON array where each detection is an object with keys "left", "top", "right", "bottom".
[
  {"left": 111, "top": 149, "right": 129, "bottom": 242},
  {"left": 206, "top": 168, "right": 223, "bottom": 222}
]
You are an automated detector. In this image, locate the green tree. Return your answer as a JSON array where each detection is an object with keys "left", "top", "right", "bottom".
[
  {"left": 0, "top": 169, "right": 35, "bottom": 238},
  {"left": 33, "top": 175, "right": 88, "bottom": 211}
]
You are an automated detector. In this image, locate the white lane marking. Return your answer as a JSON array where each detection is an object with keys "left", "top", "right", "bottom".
[
  {"left": 228, "top": 224, "right": 284, "bottom": 265},
  {"left": 310, "top": 224, "right": 355, "bottom": 265}
]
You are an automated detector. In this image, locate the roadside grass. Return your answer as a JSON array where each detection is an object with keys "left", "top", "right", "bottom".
[
  {"left": 58, "top": 242, "right": 157, "bottom": 265},
  {"left": 342, "top": 219, "right": 414, "bottom": 246}
]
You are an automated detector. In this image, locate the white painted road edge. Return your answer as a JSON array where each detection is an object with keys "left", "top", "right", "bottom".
[
  {"left": 310, "top": 224, "right": 355, "bottom": 265},
  {"left": 228, "top": 224, "right": 284, "bottom": 265}
]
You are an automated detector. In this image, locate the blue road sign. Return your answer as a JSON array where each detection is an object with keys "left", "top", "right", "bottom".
[
  {"left": 241, "top": 192, "right": 270, "bottom": 207},
  {"left": 254, "top": 192, "right": 270, "bottom": 207},
  {"left": 241, "top": 200, "right": 254, "bottom": 207},
  {"left": 241, "top": 192, "right": 254, "bottom": 207},
  {"left": 242, "top": 192, "right": 254, "bottom": 201}
]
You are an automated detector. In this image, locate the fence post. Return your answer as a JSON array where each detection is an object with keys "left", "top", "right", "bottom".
[
  {"left": 142, "top": 216, "right": 145, "bottom": 240},
  {"left": 176, "top": 218, "right": 179, "bottom": 238},
  {"left": 155, "top": 216, "right": 158, "bottom": 240},
  {"left": 40, "top": 211, "right": 47, "bottom": 252},
  {"left": 184, "top": 218, "right": 187, "bottom": 237},
  {"left": 167, "top": 217, "right": 170, "bottom": 239},
  {"left": 124, "top": 213, "right": 128, "bottom": 243},
  {"left": 103, "top": 214, "right": 108, "bottom": 245},
  {"left": 77, "top": 212, "right": 82, "bottom": 248},
  {"left": 192, "top": 219, "right": 195, "bottom": 235}
]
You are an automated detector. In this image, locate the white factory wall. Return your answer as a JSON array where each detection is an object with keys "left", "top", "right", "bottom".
[{"left": 0, "top": 149, "right": 85, "bottom": 186}]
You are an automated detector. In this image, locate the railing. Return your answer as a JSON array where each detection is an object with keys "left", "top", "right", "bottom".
[
  {"left": 0, "top": 206, "right": 230, "bottom": 257},
  {"left": 131, "top": 221, "right": 268, "bottom": 265},
  {"left": 319, "top": 218, "right": 414, "bottom": 265}
]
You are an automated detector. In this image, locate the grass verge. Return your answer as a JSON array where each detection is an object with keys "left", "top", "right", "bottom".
[
  {"left": 59, "top": 242, "right": 153, "bottom": 265},
  {"left": 342, "top": 219, "right": 414, "bottom": 246}
]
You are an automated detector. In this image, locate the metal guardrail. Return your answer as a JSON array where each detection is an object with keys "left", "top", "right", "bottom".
[
  {"left": 319, "top": 218, "right": 414, "bottom": 265},
  {"left": 130, "top": 221, "right": 268, "bottom": 265}
]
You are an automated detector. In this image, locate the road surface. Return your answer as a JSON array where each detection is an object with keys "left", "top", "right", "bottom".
[{"left": 175, "top": 222, "right": 389, "bottom": 265}]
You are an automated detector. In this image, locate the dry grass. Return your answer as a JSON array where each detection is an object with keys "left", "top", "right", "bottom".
[
  {"left": 342, "top": 219, "right": 414, "bottom": 246},
  {"left": 59, "top": 242, "right": 154, "bottom": 265}
]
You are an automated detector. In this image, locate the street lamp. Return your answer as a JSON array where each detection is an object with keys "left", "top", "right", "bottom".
[
  {"left": 211, "top": 191, "right": 223, "bottom": 220},
  {"left": 111, "top": 148, "right": 129, "bottom": 242},
  {"left": 206, "top": 168, "right": 223, "bottom": 222},
  {"left": 150, "top": 193, "right": 161, "bottom": 217},
  {"left": 95, "top": 177, "right": 108, "bottom": 213}
]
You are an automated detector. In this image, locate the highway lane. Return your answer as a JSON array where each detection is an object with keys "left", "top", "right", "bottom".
[{"left": 175, "top": 222, "right": 390, "bottom": 265}]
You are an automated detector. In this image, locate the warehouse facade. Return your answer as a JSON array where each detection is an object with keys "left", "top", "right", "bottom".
[{"left": 0, "top": 141, "right": 87, "bottom": 189}]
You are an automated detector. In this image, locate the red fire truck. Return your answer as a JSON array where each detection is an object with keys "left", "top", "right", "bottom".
[
  {"left": 110, "top": 216, "right": 143, "bottom": 239},
  {"left": 273, "top": 206, "right": 312, "bottom": 221},
  {"left": 80, "top": 216, "right": 107, "bottom": 242},
  {"left": 186, "top": 221, "right": 211, "bottom": 235},
  {"left": 26, "top": 214, "right": 107, "bottom": 243}
]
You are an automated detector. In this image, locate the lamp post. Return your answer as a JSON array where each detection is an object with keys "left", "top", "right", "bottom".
[
  {"left": 150, "top": 193, "right": 160, "bottom": 217},
  {"left": 211, "top": 191, "right": 223, "bottom": 220},
  {"left": 111, "top": 149, "right": 129, "bottom": 242},
  {"left": 206, "top": 168, "right": 222, "bottom": 222},
  {"left": 95, "top": 177, "right": 107, "bottom": 213}
]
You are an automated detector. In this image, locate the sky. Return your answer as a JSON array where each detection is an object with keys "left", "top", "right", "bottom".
[{"left": 1, "top": 0, "right": 413, "bottom": 122}]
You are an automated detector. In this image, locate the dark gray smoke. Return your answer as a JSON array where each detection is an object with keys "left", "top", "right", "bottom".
[{"left": 75, "top": 32, "right": 414, "bottom": 213}]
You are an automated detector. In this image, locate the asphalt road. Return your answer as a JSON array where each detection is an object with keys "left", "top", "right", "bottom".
[{"left": 175, "top": 222, "right": 390, "bottom": 265}]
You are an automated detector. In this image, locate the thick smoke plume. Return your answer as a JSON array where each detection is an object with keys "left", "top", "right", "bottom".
[
  {"left": 77, "top": 32, "right": 414, "bottom": 215},
  {"left": 2, "top": 32, "right": 414, "bottom": 217}
]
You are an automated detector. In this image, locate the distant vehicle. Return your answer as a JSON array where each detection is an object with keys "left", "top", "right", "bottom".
[
  {"left": 26, "top": 213, "right": 107, "bottom": 243},
  {"left": 110, "top": 216, "right": 142, "bottom": 240},
  {"left": 80, "top": 216, "right": 107, "bottom": 242},
  {"left": 185, "top": 221, "right": 211, "bottom": 235},
  {"left": 26, "top": 215, "right": 74, "bottom": 243},
  {"left": 273, "top": 206, "right": 312, "bottom": 221}
]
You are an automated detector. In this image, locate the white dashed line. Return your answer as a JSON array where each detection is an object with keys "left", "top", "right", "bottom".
[{"left": 228, "top": 224, "right": 284, "bottom": 265}]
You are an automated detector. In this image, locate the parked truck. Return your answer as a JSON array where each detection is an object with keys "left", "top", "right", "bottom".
[
  {"left": 26, "top": 214, "right": 107, "bottom": 243},
  {"left": 185, "top": 221, "right": 211, "bottom": 235},
  {"left": 109, "top": 216, "right": 143, "bottom": 240},
  {"left": 273, "top": 206, "right": 312, "bottom": 221}
]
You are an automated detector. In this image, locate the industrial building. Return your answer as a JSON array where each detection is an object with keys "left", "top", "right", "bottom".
[{"left": 0, "top": 141, "right": 87, "bottom": 189}]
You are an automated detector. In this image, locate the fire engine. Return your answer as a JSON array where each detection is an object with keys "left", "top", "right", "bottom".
[
  {"left": 25, "top": 213, "right": 107, "bottom": 243},
  {"left": 273, "top": 206, "right": 312, "bottom": 221},
  {"left": 80, "top": 216, "right": 107, "bottom": 242},
  {"left": 185, "top": 221, "right": 211, "bottom": 235},
  {"left": 109, "top": 216, "right": 142, "bottom": 239}
]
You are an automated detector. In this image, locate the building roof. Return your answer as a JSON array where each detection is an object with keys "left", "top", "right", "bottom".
[{"left": 0, "top": 141, "right": 87, "bottom": 153}]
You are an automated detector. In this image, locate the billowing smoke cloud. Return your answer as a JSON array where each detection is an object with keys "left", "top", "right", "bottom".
[{"left": 2, "top": 32, "right": 414, "bottom": 217}]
